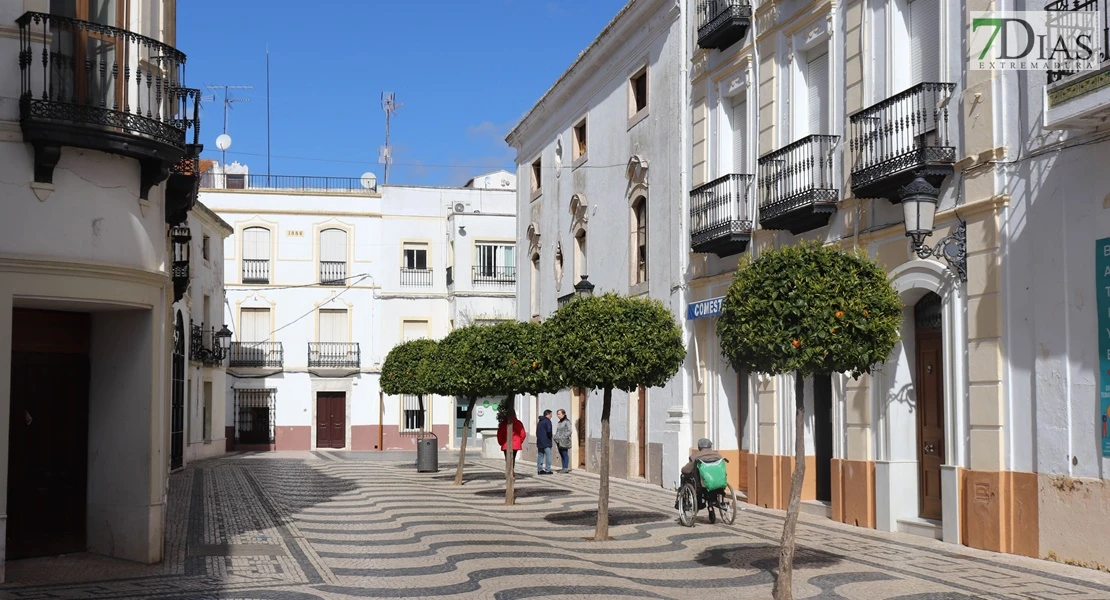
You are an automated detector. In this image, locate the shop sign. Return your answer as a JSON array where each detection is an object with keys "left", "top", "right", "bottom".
[{"left": 687, "top": 297, "right": 725, "bottom": 321}]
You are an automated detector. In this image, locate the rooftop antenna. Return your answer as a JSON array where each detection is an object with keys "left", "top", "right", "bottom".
[
  {"left": 266, "top": 45, "right": 271, "bottom": 178},
  {"left": 207, "top": 84, "right": 253, "bottom": 166},
  {"left": 380, "top": 92, "right": 402, "bottom": 185}
]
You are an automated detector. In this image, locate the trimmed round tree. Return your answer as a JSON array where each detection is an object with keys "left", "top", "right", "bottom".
[
  {"left": 716, "top": 243, "right": 901, "bottom": 600},
  {"left": 545, "top": 293, "right": 685, "bottom": 540},
  {"left": 427, "top": 325, "right": 497, "bottom": 485},
  {"left": 380, "top": 338, "right": 437, "bottom": 434}
]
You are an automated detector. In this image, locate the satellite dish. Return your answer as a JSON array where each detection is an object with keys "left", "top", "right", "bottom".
[
  {"left": 360, "top": 172, "right": 378, "bottom": 189},
  {"left": 215, "top": 133, "right": 232, "bottom": 151},
  {"left": 454, "top": 202, "right": 465, "bottom": 213}
]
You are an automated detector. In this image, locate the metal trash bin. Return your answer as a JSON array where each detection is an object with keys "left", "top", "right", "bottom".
[{"left": 416, "top": 432, "right": 439, "bottom": 472}]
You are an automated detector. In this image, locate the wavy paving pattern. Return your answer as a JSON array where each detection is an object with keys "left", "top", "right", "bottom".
[{"left": 2, "top": 454, "right": 1110, "bottom": 599}]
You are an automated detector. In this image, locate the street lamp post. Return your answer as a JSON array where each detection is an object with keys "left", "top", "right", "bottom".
[
  {"left": 215, "top": 324, "right": 233, "bottom": 361},
  {"left": 574, "top": 275, "right": 595, "bottom": 298},
  {"left": 900, "top": 174, "right": 966, "bottom": 282}
]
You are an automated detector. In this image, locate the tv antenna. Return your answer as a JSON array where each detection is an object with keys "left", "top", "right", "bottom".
[
  {"left": 380, "top": 92, "right": 402, "bottom": 185},
  {"left": 207, "top": 84, "right": 253, "bottom": 165}
]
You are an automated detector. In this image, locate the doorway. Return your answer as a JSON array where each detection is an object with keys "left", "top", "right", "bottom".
[
  {"left": 736, "top": 371, "right": 749, "bottom": 492},
  {"left": 7, "top": 308, "right": 91, "bottom": 559},
  {"left": 316, "top": 392, "right": 346, "bottom": 449},
  {"left": 914, "top": 293, "right": 945, "bottom": 520},
  {"left": 171, "top": 313, "right": 185, "bottom": 470},
  {"left": 812, "top": 374, "right": 833, "bottom": 502},
  {"left": 637, "top": 386, "right": 646, "bottom": 477},
  {"left": 575, "top": 388, "right": 587, "bottom": 468}
]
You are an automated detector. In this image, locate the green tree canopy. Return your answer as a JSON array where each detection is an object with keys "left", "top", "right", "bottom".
[
  {"left": 543, "top": 293, "right": 686, "bottom": 392},
  {"left": 380, "top": 338, "right": 438, "bottom": 397},
  {"left": 716, "top": 243, "right": 902, "bottom": 378}
]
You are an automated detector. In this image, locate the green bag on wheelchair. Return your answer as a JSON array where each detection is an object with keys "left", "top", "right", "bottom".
[{"left": 696, "top": 458, "right": 728, "bottom": 491}]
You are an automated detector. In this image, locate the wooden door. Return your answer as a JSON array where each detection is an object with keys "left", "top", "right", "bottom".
[
  {"left": 915, "top": 329, "right": 945, "bottom": 520},
  {"left": 7, "top": 309, "right": 90, "bottom": 559},
  {"left": 637, "top": 386, "right": 646, "bottom": 477},
  {"left": 576, "top": 388, "right": 587, "bottom": 468},
  {"left": 813, "top": 374, "right": 833, "bottom": 502},
  {"left": 316, "top": 392, "right": 346, "bottom": 449}
]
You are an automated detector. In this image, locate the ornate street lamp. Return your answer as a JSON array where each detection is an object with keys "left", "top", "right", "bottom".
[
  {"left": 215, "top": 324, "right": 233, "bottom": 360},
  {"left": 900, "top": 174, "right": 966, "bottom": 282},
  {"left": 574, "top": 275, "right": 595, "bottom": 298}
]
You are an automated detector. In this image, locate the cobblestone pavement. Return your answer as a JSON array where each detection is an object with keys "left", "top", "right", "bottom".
[{"left": 3, "top": 452, "right": 1110, "bottom": 599}]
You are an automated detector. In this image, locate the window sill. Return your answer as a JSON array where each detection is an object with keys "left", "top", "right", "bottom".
[
  {"left": 630, "top": 281, "right": 649, "bottom": 296},
  {"left": 572, "top": 155, "right": 588, "bottom": 170},
  {"left": 627, "top": 108, "right": 649, "bottom": 131}
]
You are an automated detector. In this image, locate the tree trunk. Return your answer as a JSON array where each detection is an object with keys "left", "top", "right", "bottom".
[
  {"left": 773, "top": 373, "right": 808, "bottom": 600},
  {"left": 594, "top": 387, "right": 612, "bottom": 541},
  {"left": 453, "top": 395, "right": 477, "bottom": 485},
  {"left": 505, "top": 394, "right": 516, "bottom": 506}
]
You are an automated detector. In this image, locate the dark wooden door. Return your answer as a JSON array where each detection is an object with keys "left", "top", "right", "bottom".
[
  {"left": 170, "top": 314, "right": 185, "bottom": 470},
  {"left": 915, "top": 329, "right": 945, "bottom": 520},
  {"left": 576, "top": 388, "right": 587, "bottom": 468},
  {"left": 813, "top": 374, "right": 833, "bottom": 502},
  {"left": 637, "top": 386, "right": 646, "bottom": 477},
  {"left": 316, "top": 392, "right": 345, "bottom": 449},
  {"left": 7, "top": 309, "right": 90, "bottom": 559}
]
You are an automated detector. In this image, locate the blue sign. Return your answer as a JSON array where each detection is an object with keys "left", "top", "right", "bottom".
[
  {"left": 687, "top": 297, "right": 725, "bottom": 321},
  {"left": 1098, "top": 238, "right": 1110, "bottom": 458}
]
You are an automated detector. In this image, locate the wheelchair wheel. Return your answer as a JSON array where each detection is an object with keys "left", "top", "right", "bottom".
[
  {"left": 719, "top": 483, "right": 738, "bottom": 525},
  {"left": 677, "top": 483, "right": 698, "bottom": 527}
]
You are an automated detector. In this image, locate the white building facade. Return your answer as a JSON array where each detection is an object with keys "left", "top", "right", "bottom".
[
  {"left": 506, "top": 0, "right": 694, "bottom": 487},
  {"left": 0, "top": 0, "right": 202, "bottom": 578},
  {"left": 200, "top": 168, "right": 516, "bottom": 452}
]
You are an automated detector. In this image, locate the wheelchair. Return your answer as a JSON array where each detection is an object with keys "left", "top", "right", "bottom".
[{"left": 675, "top": 457, "right": 738, "bottom": 527}]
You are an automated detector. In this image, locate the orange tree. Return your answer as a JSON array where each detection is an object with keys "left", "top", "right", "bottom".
[
  {"left": 426, "top": 325, "right": 495, "bottom": 485},
  {"left": 716, "top": 243, "right": 901, "bottom": 600},
  {"left": 543, "top": 293, "right": 685, "bottom": 540},
  {"left": 380, "top": 338, "right": 437, "bottom": 434}
]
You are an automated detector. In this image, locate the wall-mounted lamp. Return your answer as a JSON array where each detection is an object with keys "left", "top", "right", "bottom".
[{"left": 900, "top": 174, "right": 966, "bottom": 282}]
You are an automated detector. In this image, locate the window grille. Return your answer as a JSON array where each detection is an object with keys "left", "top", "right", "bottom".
[
  {"left": 402, "top": 394, "right": 428, "bottom": 433},
  {"left": 235, "top": 388, "right": 276, "bottom": 444}
]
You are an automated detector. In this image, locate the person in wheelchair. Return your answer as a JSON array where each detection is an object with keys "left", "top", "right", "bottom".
[{"left": 680, "top": 438, "right": 724, "bottom": 487}]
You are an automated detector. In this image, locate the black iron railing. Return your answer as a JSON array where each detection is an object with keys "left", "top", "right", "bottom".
[
  {"left": 190, "top": 321, "right": 224, "bottom": 366},
  {"left": 400, "top": 268, "right": 433, "bottom": 286},
  {"left": 308, "top": 342, "right": 360, "bottom": 369},
  {"left": 199, "top": 172, "right": 375, "bottom": 192},
  {"left": 171, "top": 225, "right": 190, "bottom": 301},
  {"left": 16, "top": 12, "right": 196, "bottom": 151},
  {"left": 228, "top": 342, "right": 283, "bottom": 369},
  {"left": 1046, "top": 0, "right": 1110, "bottom": 83},
  {"left": 320, "top": 261, "right": 346, "bottom": 286},
  {"left": 758, "top": 134, "right": 839, "bottom": 224},
  {"left": 849, "top": 82, "right": 956, "bottom": 196},
  {"left": 473, "top": 265, "right": 516, "bottom": 285},
  {"left": 235, "top": 388, "right": 275, "bottom": 444},
  {"left": 690, "top": 173, "right": 754, "bottom": 252},
  {"left": 558, "top": 292, "right": 576, "bottom": 308},
  {"left": 696, "top": 0, "right": 753, "bottom": 50},
  {"left": 242, "top": 259, "right": 269, "bottom": 284}
]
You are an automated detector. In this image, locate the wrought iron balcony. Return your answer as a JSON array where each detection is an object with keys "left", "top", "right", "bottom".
[
  {"left": 320, "top": 261, "right": 347, "bottom": 286},
  {"left": 228, "top": 342, "right": 283, "bottom": 369},
  {"left": 757, "top": 135, "right": 840, "bottom": 234},
  {"left": 171, "top": 225, "right": 190, "bottom": 302},
  {"left": 696, "top": 0, "right": 753, "bottom": 51},
  {"left": 557, "top": 292, "right": 576, "bottom": 308},
  {"left": 690, "top": 173, "right": 754, "bottom": 257},
  {"left": 16, "top": 12, "right": 200, "bottom": 202},
  {"left": 1044, "top": 0, "right": 1110, "bottom": 129},
  {"left": 400, "top": 268, "right": 433, "bottom": 287},
  {"left": 849, "top": 83, "right": 956, "bottom": 201},
  {"left": 189, "top": 322, "right": 224, "bottom": 366},
  {"left": 1046, "top": 0, "right": 1109, "bottom": 83},
  {"left": 242, "top": 259, "right": 270, "bottom": 284},
  {"left": 308, "top": 342, "right": 360, "bottom": 369},
  {"left": 473, "top": 266, "right": 516, "bottom": 285}
]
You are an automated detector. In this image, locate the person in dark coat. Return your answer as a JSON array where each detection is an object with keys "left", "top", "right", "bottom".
[{"left": 536, "top": 409, "right": 554, "bottom": 474}]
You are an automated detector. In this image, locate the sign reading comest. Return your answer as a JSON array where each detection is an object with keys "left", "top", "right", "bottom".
[
  {"left": 1099, "top": 239, "right": 1110, "bottom": 457},
  {"left": 687, "top": 297, "right": 725, "bottom": 321}
]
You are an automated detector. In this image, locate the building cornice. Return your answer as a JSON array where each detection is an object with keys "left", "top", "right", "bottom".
[{"left": 0, "top": 254, "right": 169, "bottom": 287}]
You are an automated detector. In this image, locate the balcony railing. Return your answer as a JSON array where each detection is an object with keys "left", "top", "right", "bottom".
[
  {"left": 849, "top": 82, "right": 956, "bottom": 200},
  {"left": 242, "top": 259, "right": 270, "bottom": 284},
  {"left": 473, "top": 265, "right": 516, "bottom": 285},
  {"left": 308, "top": 342, "right": 360, "bottom": 369},
  {"left": 190, "top": 322, "right": 224, "bottom": 366},
  {"left": 696, "top": 0, "right": 753, "bottom": 50},
  {"left": 557, "top": 292, "right": 576, "bottom": 308},
  {"left": 1046, "top": 0, "right": 1109, "bottom": 83},
  {"left": 228, "top": 342, "right": 283, "bottom": 369},
  {"left": 171, "top": 225, "right": 190, "bottom": 302},
  {"left": 690, "top": 173, "right": 755, "bottom": 257},
  {"left": 199, "top": 172, "right": 376, "bottom": 193},
  {"left": 757, "top": 134, "right": 840, "bottom": 235},
  {"left": 320, "top": 261, "right": 347, "bottom": 286},
  {"left": 400, "top": 268, "right": 433, "bottom": 286},
  {"left": 16, "top": 12, "right": 199, "bottom": 200}
]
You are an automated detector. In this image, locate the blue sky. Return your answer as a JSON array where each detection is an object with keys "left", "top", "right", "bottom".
[{"left": 179, "top": 0, "right": 627, "bottom": 186}]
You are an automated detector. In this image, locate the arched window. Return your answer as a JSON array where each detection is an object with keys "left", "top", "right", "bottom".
[
  {"left": 242, "top": 226, "right": 271, "bottom": 284},
  {"left": 531, "top": 253, "right": 541, "bottom": 317},
  {"left": 574, "top": 229, "right": 587, "bottom": 281},
  {"left": 319, "top": 228, "right": 347, "bottom": 285},
  {"left": 632, "top": 197, "right": 647, "bottom": 284}
]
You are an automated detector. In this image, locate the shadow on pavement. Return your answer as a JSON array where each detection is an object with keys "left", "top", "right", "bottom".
[
  {"left": 544, "top": 508, "right": 671, "bottom": 526},
  {"left": 432, "top": 471, "right": 532, "bottom": 482},
  {"left": 474, "top": 487, "right": 572, "bottom": 498},
  {"left": 695, "top": 543, "right": 844, "bottom": 572}
]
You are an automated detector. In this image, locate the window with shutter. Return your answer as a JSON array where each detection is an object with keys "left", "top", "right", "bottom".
[
  {"left": 731, "top": 95, "right": 748, "bottom": 174},
  {"left": 318, "top": 309, "right": 349, "bottom": 343},
  {"left": 240, "top": 308, "right": 270, "bottom": 342},
  {"left": 243, "top": 227, "right": 270, "bottom": 261},
  {"left": 807, "top": 49, "right": 830, "bottom": 136},
  {"left": 320, "top": 229, "right": 346, "bottom": 263},
  {"left": 909, "top": 0, "right": 940, "bottom": 85}
]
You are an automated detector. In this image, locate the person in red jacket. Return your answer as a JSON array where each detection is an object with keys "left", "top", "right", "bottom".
[{"left": 496, "top": 407, "right": 526, "bottom": 461}]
